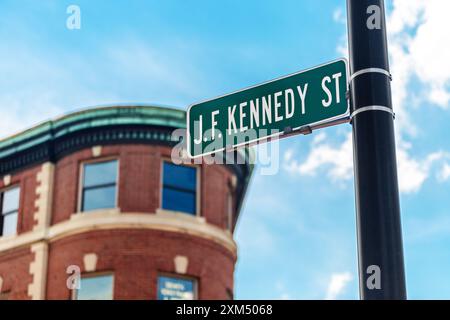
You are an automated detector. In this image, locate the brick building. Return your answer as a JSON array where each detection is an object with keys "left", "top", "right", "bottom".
[{"left": 0, "top": 105, "right": 253, "bottom": 300}]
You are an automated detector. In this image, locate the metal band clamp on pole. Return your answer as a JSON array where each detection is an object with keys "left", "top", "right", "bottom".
[
  {"left": 349, "top": 68, "right": 392, "bottom": 83},
  {"left": 350, "top": 105, "right": 395, "bottom": 120}
]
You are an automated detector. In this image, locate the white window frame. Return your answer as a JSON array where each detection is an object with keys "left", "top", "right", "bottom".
[
  {"left": 0, "top": 185, "right": 20, "bottom": 237},
  {"left": 77, "top": 157, "right": 120, "bottom": 213},
  {"left": 72, "top": 272, "right": 115, "bottom": 300}
]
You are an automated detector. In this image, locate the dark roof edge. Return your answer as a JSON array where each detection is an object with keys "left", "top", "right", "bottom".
[{"left": 0, "top": 105, "right": 186, "bottom": 153}]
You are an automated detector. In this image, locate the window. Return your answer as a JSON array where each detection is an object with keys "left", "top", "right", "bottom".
[
  {"left": 81, "top": 160, "right": 118, "bottom": 212},
  {"left": 0, "top": 186, "right": 20, "bottom": 237},
  {"left": 162, "top": 162, "right": 197, "bottom": 215},
  {"left": 73, "top": 274, "right": 114, "bottom": 300},
  {"left": 157, "top": 275, "right": 196, "bottom": 300}
]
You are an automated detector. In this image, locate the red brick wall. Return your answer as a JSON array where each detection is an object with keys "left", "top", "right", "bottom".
[
  {"left": 202, "top": 165, "right": 230, "bottom": 229},
  {"left": 0, "top": 247, "right": 34, "bottom": 299},
  {"left": 0, "top": 165, "right": 40, "bottom": 234},
  {"left": 51, "top": 144, "right": 236, "bottom": 230},
  {"left": 118, "top": 146, "right": 161, "bottom": 213},
  {"left": 0, "top": 143, "right": 238, "bottom": 300},
  {"left": 46, "top": 229, "right": 235, "bottom": 300}
]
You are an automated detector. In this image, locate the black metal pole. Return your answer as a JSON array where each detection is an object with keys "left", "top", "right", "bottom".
[{"left": 347, "top": 0, "right": 407, "bottom": 299}]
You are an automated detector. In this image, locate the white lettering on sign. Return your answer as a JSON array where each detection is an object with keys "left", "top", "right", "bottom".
[
  {"left": 297, "top": 84, "right": 308, "bottom": 114},
  {"left": 188, "top": 59, "right": 348, "bottom": 158},
  {"left": 322, "top": 76, "right": 332, "bottom": 107},
  {"left": 224, "top": 88, "right": 303, "bottom": 134},
  {"left": 239, "top": 102, "right": 248, "bottom": 132},
  {"left": 191, "top": 69, "right": 345, "bottom": 147},
  {"left": 211, "top": 110, "right": 219, "bottom": 139},
  {"left": 274, "top": 91, "right": 283, "bottom": 122},
  {"left": 228, "top": 105, "right": 237, "bottom": 134},
  {"left": 262, "top": 95, "right": 272, "bottom": 126},
  {"left": 332, "top": 72, "right": 342, "bottom": 103},
  {"left": 250, "top": 98, "right": 260, "bottom": 129},
  {"left": 285, "top": 88, "right": 295, "bottom": 119},
  {"left": 322, "top": 73, "right": 342, "bottom": 107},
  {"left": 194, "top": 115, "right": 203, "bottom": 145}
]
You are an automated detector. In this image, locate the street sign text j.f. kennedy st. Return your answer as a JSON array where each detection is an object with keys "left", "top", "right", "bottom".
[{"left": 187, "top": 59, "right": 348, "bottom": 158}]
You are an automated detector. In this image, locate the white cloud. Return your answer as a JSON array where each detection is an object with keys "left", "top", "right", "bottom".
[
  {"left": 284, "top": 1, "right": 450, "bottom": 193},
  {"left": 388, "top": 0, "right": 450, "bottom": 110},
  {"left": 284, "top": 133, "right": 353, "bottom": 181},
  {"left": 312, "top": 131, "right": 327, "bottom": 144},
  {"left": 397, "top": 149, "right": 446, "bottom": 193},
  {"left": 408, "top": 1, "right": 450, "bottom": 108},
  {"left": 382, "top": 0, "right": 450, "bottom": 192},
  {"left": 284, "top": 133, "right": 448, "bottom": 193},
  {"left": 429, "top": 85, "right": 450, "bottom": 107},
  {"left": 389, "top": 36, "right": 417, "bottom": 137},
  {"left": 325, "top": 272, "right": 352, "bottom": 300},
  {"left": 333, "top": 8, "right": 349, "bottom": 59},
  {"left": 388, "top": 0, "right": 426, "bottom": 34},
  {"left": 332, "top": 8, "right": 346, "bottom": 25},
  {"left": 437, "top": 163, "right": 450, "bottom": 182}
]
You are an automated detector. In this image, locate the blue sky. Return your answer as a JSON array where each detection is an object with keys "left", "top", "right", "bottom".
[{"left": 1, "top": 0, "right": 450, "bottom": 299}]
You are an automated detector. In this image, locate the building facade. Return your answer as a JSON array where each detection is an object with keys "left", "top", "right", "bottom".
[{"left": 0, "top": 105, "right": 252, "bottom": 300}]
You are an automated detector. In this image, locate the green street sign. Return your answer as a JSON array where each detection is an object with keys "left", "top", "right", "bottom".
[{"left": 187, "top": 59, "right": 349, "bottom": 158}]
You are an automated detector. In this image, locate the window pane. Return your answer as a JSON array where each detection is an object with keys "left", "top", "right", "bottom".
[
  {"left": 158, "top": 276, "right": 195, "bottom": 300},
  {"left": 2, "top": 212, "right": 18, "bottom": 236},
  {"left": 76, "top": 275, "right": 113, "bottom": 300},
  {"left": 163, "top": 163, "right": 196, "bottom": 191},
  {"left": 83, "top": 160, "right": 117, "bottom": 188},
  {"left": 2, "top": 187, "right": 20, "bottom": 213},
  {"left": 162, "top": 188, "right": 196, "bottom": 215},
  {"left": 82, "top": 186, "right": 116, "bottom": 211}
]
